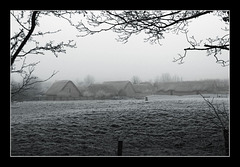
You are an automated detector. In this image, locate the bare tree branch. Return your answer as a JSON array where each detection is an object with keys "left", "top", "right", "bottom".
[
  {"left": 75, "top": 11, "right": 213, "bottom": 44},
  {"left": 174, "top": 30, "right": 229, "bottom": 66},
  {"left": 10, "top": 10, "right": 230, "bottom": 98},
  {"left": 10, "top": 10, "right": 80, "bottom": 98},
  {"left": 11, "top": 11, "right": 39, "bottom": 66},
  {"left": 76, "top": 10, "right": 229, "bottom": 66},
  {"left": 11, "top": 11, "right": 30, "bottom": 31},
  {"left": 11, "top": 62, "right": 58, "bottom": 98}
]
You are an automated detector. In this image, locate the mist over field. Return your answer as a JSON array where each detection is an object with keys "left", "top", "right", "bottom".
[
  {"left": 10, "top": 10, "right": 230, "bottom": 157},
  {"left": 11, "top": 95, "right": 229, "bottom": 156}
]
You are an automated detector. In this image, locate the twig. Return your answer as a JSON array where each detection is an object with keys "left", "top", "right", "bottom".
[{"left": 199, "top": 93, "right": 228, "bottom": 130}]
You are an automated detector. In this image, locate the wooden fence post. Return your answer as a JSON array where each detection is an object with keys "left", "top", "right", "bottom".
[
  {"left": 223, "top": 129, "right": 229, "bottom": 156},
  {"left": 117, "top": 140, "right": 123, "bottom": 156},
  {"left": 145, "top": 96, "right": 148, "bottom": 101}
]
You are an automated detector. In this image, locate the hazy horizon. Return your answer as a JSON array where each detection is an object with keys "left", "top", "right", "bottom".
[{"left": 11, "top": 11, "right": 229, "bottom": 84}]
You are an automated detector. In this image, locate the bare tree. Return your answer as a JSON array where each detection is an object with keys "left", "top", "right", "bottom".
[
  {"left": 154, "top": 73, "right": 182, "bottom": 84},
  {"left": 199, "top": 93, "right": 229, "bottom": 155},
  {"left": 83, "top": 75, "right": 95, "bottom": 86},
  {"left": 11, "top": 10, "right": 229, "bottom": 98},
  {"left": 172, "top": 74, "right": 183, "bottom": 82},
  {"left": 11, "top": 59, "right": 56, "bottom": 100},
  {"left": 10, "top": 10, "right": 86, "bottom": 65},
  {"left": 74, "top": 10, "right": 229, "bottom": 66},
  {"left": 131, "top": 75, "right": 141, "bottom": 84},
  {"left": 10, "top": 10, "right": 85, "bottom": 98},
  {"left": 11, "top": 75, "right": 44, "bottom": 101},
  {"left": 160, "top": 73, "right": 172, "bottom": 82},
  {"left": 173, "top": 19, "right": 229, "bottom": 67}
]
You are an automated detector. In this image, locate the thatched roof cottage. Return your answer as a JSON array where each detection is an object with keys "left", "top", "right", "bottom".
[
  {"left": 133, "top": 82, "right": 154, "bottom": 97},
  {"left": 103, "top": 81, "right": 136, "bottom": 97},
  {"left": 155, "top": 81, "right": 218, "bottom": 95},
  {"left": 84, "top": 83, "right": 118, "bottom": 98},
  {"left": 45, "top": 80, "right": 81, "bottom": 100},
  {"left": 133, "top": 82, "right": 154, "bottom": 93}
]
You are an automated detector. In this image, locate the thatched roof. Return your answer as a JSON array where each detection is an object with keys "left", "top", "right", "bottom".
[
  {"left": 103, "top": 81, "right": 133, "bottom": 92},
  {"left": 45, "top": 80, "right": 80, "bottom": 96},
  {"left": 156, "top": 81, "right": 216, "bottom": 92},
  {"left": 133, "top": 83, "right": 154, "bottom": 93},
  {"left": 86, "top": 84, "right": 118, "bottom": 95}
]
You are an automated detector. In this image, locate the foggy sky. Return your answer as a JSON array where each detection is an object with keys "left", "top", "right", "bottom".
[{"left": 11, "top": 11, "right": 229, "bottom": 84}]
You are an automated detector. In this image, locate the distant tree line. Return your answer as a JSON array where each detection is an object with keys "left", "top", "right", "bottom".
[
  {"left": 154, "top": 73, "right": 183, "bottom": 83},
  {"left": 131, "top": 73, "right": 182, "bottom": 85},
  {"left": 11, "top": 10, "right": 229, "bottom": 99},
  {"left": 11, "top": 72, "right": 229, "bottom": 101}
]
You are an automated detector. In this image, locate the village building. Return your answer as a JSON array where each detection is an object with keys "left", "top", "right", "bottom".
[
  {"left": 133, "top": 82, "right": 154, "bottom": 97},
  {"left": 83, "top": 83, "right": 118, "bottom": 99},
  {"left": 103, "top": 81, "right": 136, "bottom": 97},
  {"left": 45, "top": 80, "right": 82, "bottom": 100},
  {"left": 155, "top": 80, "right": 219, "bottom": 95}
]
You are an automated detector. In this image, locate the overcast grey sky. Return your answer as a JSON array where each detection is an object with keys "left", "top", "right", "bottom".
[{"left": 11, "top": 11, "right": 229, "bottom": 83}]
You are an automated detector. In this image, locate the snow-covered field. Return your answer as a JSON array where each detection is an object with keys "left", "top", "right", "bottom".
[{"left": 10, "top": 95, "right": 229, "bottom": 156}]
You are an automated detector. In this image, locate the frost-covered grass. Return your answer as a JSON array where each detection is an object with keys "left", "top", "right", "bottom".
[{"left": 10, "top": 95, "right": 229, "bottom": 156}]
